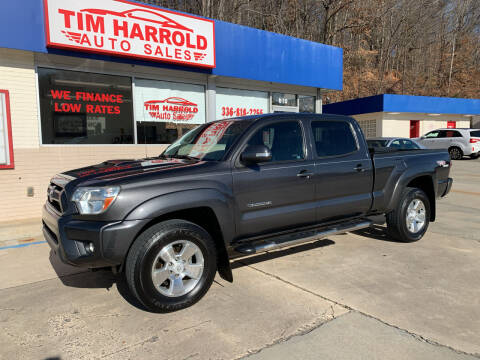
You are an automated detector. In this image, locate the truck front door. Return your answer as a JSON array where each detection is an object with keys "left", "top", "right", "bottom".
[{"left": 232, "top": 119, "right": 316, "bottom": 238}]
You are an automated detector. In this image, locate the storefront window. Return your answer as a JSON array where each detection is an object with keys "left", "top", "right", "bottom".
[
  {"left": 38, "top": 68, "right": 134, "bottom": 144},
  {"left": 216, "top": 88, "right": 269, "bottom": 119},
  {"left": 134, "top": 79, "right": 206, "bottom": 144},
  {"left": 299, "top": 95, "right": 315, "bottom": 113},
  {"left": 272, "top": 92, "right": 297, "bottom": 107}
]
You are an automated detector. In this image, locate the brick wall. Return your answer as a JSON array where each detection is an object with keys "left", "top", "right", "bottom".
[{"left": 0, "top": 146, "right": 166, "bottom": 221}]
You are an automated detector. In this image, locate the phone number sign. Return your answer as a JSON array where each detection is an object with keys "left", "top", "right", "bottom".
[
  {"left": 221, "top": 107, "right": 264, "bottom": 117},
  {"left": 216, "top": 88, "right": 269, "bottom": 119},
  {"left": 44, "top": 0, "right": 216, "bottom": 68}
]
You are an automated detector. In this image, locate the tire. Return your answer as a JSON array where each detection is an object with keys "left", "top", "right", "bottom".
[
  {"left": 386, "top": 187, "right": 430, "bottom": 242},
  {"left": 448, "top": 147, "right": 463, "bottom": 160},
  {"left": 470, "top": 153, "right": 479, "bottom": 160},
  {"left": 125, "top": 219, "right": 217, "bottom": 313}
]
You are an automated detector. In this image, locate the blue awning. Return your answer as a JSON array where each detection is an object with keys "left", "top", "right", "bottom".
[{"left": 0, "top": 0, "right": 343, "bottom": 90}]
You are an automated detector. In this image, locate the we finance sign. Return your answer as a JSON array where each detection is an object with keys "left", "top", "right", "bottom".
[{"left": 44, "top": 0, "right": 216, "bottom": 68}]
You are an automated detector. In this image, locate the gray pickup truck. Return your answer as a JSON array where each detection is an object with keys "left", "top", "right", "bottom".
[{"left": 43, "top": 113, "right": 453, "bottom": 312}]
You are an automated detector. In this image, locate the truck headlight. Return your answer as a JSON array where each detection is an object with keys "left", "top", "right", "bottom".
[{"left": 71, "top": 187, "right": 120, "bottom": 215}]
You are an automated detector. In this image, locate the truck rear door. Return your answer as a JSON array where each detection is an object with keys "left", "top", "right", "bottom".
[{"left": 308, "top": 118, "right": 373, "bottom": 222}]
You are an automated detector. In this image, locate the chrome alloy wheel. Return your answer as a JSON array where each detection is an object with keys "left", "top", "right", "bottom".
[
  {"left": 405, "top": 199, "right": 426, "bottom": 233},
  {"left": 151, "top": 240, "right": 204, "bottom": 297}
]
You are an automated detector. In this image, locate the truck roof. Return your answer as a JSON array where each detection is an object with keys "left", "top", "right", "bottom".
[{"left": 219, "top": 112, "right": 352, "bottom": 123}]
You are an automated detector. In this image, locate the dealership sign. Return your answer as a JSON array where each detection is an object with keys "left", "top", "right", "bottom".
[
  {"left": 44, "top": 0, "right": 216, "bottom": 68},
  {"left": 134, "top": 79, "right": 206, "bottom": 124},
  {"left": 144, "top": 97, "right": 199, "bottom": 122}
]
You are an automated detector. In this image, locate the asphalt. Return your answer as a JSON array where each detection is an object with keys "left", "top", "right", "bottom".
[{"left": 0, "top": 159, "right": 479, "bottom": 360}]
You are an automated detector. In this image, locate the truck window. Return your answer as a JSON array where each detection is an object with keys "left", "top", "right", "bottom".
[
  {"left": 311, "top": 121, "right": 358, "bottom": 157},
  {"left": 163, "top": 120, "right": 252, "bottom": 161},
  {"left": 247, "top": 121, "right": 304, "bottom": 162}
]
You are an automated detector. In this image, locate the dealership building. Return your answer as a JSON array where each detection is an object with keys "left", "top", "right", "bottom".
[
  {"left": 0, "top": 0, "right": 343, "bottom": 221},
  {"left": 323, "top": 94, "right": 480, "bottom": 138}
]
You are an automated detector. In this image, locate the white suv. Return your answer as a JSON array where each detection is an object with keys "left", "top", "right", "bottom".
[{"left": 416, "top": 129, "right": 480, "bottom": 160}]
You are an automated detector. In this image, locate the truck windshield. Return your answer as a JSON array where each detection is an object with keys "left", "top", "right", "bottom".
[{"left": 162, "top": 120, "right": 252, "bottom": 161}]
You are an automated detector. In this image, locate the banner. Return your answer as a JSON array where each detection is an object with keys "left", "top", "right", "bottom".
[
  {"left": 44, "top": 0, "right": 215, "bottom": 68},
  {"left": 134, "top": 79, "right": 206, "bottom": 124}
]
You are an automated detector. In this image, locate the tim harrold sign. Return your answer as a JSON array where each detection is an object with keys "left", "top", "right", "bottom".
[
  {"left": 44, "top": 0, "right": 216, "bottom": 68},
  {"left": 144, "top": 97, "right": 199, "bottom": 122}
]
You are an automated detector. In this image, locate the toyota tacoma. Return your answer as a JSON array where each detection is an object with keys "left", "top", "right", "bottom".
[{"left": 43, "top": 113, "right": 453, "bottom": 312}]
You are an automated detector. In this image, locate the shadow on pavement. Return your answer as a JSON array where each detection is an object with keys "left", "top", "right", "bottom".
[
  {"left": 353, "top": 225, "right": 402, "bottom": 243},
  {"left": 47, "top": 226, "right": 399, "bottom": 312},
  {"left": 231, "top": 238, "right": 335, "bottom": 269},
  {"left": 49, "top": 250, "right": 148, "bottom": 311}
]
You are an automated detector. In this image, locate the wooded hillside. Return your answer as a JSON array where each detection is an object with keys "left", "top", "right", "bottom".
[{"left": 143, "top": 0, "right": 480, "bottom": 102}]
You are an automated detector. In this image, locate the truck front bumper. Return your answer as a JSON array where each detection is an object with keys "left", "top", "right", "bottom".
[{"left": 42, "top": 204, "right": 149, "bottom": 268}]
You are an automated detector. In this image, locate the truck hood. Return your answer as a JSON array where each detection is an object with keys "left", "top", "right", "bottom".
[{"left": 61, "top": 158, "right": 201, "bottom": 183}]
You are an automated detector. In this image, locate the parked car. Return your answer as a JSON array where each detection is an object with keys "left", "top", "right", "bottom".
[
  {"left": 416, "top": 128, "right": 480, "bottom": 160},
  {"left": 367, "top": 137, "right": 425, "bottom": 150},
  {"left": 43, "top": 114, "right": 453, "bottom": 312}
]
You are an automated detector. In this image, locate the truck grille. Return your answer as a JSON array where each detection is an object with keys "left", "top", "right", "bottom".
[{"left": 47, "top": 182, "right": 66, "bottom": 214}]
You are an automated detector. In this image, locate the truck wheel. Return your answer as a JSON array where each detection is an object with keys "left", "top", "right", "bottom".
[
  {"left": 448, "top": 147, "right": 463, "bottom": 160},
  {"left": 386, "top": 187, "right": 430, "bottom": 242},
  {"left": 125, "top": 219, "right": 217, "bottom": 312}
]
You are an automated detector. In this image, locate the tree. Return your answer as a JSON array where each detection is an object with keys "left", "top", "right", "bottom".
[{"left": 140, "top": 0, "right": 480, "bottom": 101}]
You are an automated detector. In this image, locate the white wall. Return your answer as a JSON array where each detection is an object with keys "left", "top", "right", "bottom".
[
  {"left": 352, "top": 112, "right": 471, "bottom": 138},
  {"left": 351, "top": 112, "right": 383, "bottom": 137}
]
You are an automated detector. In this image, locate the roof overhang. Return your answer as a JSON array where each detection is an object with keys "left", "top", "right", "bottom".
[
  {"left": 323, "top": 94, "right": 480, "bottom": 116},
  {"left": 0, "top": 0, "right": 343, "bottom": 90}
]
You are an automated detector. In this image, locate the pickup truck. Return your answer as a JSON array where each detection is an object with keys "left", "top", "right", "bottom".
[{"left": 42, "top": 113, "right": 453, "bottom": 312}]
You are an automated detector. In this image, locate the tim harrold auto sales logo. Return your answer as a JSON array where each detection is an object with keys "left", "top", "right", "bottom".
[
  {"left": 45, "top": 0, "right": 215, "bottom": 67},
  {"left": 144, "top": 97, "right": 199, "bottom": 121}
]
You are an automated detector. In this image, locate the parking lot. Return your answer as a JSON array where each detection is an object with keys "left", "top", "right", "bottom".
[{"left": 0, "top": 159, "right": 479, "bottom": 360}]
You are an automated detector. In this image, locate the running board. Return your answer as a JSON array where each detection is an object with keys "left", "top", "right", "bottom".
[{"left": 234, "top": 219, "right": 372, "bottom": 255}]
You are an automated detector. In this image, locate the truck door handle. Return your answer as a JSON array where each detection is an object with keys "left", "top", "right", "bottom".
[
  {"left": 297, "top": 170, "right": 313, "bottom": 179},
  {"left": 354, "top": 164, "right": 365, "bottom": 172}
]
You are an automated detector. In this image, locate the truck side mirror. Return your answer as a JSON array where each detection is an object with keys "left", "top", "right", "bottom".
[{"left": 241, "top": 145, "right": 272, "bottom": 163}]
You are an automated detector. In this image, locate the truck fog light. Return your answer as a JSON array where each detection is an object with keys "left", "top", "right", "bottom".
[{"left": 85, "top": 242, "right": 95, "bottom": 254}]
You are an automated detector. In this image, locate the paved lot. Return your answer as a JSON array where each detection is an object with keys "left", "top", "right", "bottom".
[{"left": 0, "top": 159, "right": 479, "bottom": 360}]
